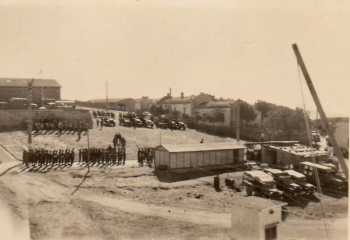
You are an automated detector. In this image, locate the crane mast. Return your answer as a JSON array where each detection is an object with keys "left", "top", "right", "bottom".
[{"left": 292, "top": 43, "right": 348, "bottom": 180}]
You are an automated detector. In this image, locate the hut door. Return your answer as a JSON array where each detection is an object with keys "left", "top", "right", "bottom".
[{"left": 265, "top": 224, "right": 277, "bottom": 240}]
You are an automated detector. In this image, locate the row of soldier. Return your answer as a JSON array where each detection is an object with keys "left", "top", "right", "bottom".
[
  {"left": 137, "top": 147, "right": 154, "bottom": 167},
  {"left": 33, "top": 118, "right": 89, "bottom": 133},
  {"left": 78, "top": 146, "right": 126, "bottom": 165},
  {"left": 23, "top": 148, "right": 75, "bottom": 167},
  {"left": 23, "top": 147, "right": 126, "bottom": 167},
  {"left": 92, "top": 110, "right": 115, "bottom": 119}
]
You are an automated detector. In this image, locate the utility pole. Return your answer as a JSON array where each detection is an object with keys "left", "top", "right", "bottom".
[
  {"left": 236, "top": 100, "right": 241, "bottom": 142},
  {"left": 292, "top": 43, "right": 348, "bottom": 179},
  {"left": 27, "top": 79, "right": 34, "bottom": 145},
  {"left": 105, "top": 80, "right": 109, "bottom": 110},
  {"left": 87, "top": 129, "right": 90, "bottom": 164}
]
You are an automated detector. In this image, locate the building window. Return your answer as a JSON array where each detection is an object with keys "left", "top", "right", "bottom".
[{"left": 265, "top": 224, "right": 277, "bottom": 240}]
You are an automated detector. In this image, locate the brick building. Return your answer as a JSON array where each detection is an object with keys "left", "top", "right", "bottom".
[{"left": 0, "top": 78, "right": 61, "bottom": 104}]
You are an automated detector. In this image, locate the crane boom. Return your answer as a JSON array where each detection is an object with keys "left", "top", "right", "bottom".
[{"left": 292, "top": 43, "right": 348, "bottom": 180}]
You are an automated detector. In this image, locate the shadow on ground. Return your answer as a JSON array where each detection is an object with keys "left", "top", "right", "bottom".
[{"left": 154, "top": 165, "right": 245, "bottom": 183}]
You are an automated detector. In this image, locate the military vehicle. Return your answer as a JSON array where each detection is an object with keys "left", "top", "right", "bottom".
[
  {"left": 140, "top": 118, "right": 154, "bottom": 128},
  {"left": 244, "top": 161, "right": 262, "bottom": 171},
  {"left": 242, "top": 170, "right": 283, "bottom": 200},
  {"left": 244, "top": 161, "right": 269, "bottom": 171},
  {"left": 132, "top": 117, "right": 143, "bottom": 127},
  {"left": 263, "top": 168, "right": 304, "bottom": 198},
  {"left": 284, "top": 170, "right": 316, "bottom": 196},
  {"left": 169, "top": 120, "right": 186, "bottom": 130},
  {"left": 153, "top": 117, "right": 186, "bottom": 130},
  {"left": 119, "top": 112, "right": 135, "bottom": 127},
  {"left": 297, "top": 161, "right": 348, "bottom": 194},
  {"left": 102, "top": 118, "right": 116, "bottom": 127}
]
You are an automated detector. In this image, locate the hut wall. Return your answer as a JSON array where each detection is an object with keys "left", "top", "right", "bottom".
[
  {"left": 156, "top": 147, "right": 245, "bottom": 169},
  {"left": 238, "top": 149, "right": 245, "bottom": 163}
]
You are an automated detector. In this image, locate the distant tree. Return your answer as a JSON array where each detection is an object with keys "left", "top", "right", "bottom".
[
  {"left": 254, "top": 100, "right": 275, "bottom": 126},
  {"left": 239, "top": 100, "right": 257, "bottom": 123},
  {"left": 263, "top": 106, "right": 308, "bottom": 141},
  {"left": 149, "top": 105, "right": 169, "bottom": 116}
]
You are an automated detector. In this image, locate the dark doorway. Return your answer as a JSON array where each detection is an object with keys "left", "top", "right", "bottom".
[{"left": 265, "top": 224, "right": 277, "bottom": 240}]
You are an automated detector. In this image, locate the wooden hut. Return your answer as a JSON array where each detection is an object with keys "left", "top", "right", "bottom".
[{"left": 154, "top": 142, "right": 245, "bottom": 169}]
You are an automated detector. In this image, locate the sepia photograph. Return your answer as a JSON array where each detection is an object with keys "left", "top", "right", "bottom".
[{"left": 0, "top": 1, "right": 348, "bottom": 239}]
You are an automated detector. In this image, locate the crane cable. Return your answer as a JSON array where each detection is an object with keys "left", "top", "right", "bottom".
[
  {"left": 296, "top": 61, "right": 330, "bottom": 240},
  {"left": 297, "top": 62, "right": 313, "bottom": 146}
]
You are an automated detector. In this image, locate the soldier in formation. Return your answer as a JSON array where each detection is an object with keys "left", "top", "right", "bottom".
[
  {"left": 137, "top": 147, "right": 154, "bottom": 167},
  {"left": 78, "top": 146, "right": 126, "bottom": 166},
  {"left": 33, "top": 118, "right": 89, "bottom": 134},
  {"left": 23, "top": 148, "right": 75, "bottom": 167}
]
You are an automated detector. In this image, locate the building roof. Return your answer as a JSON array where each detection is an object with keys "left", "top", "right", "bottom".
[
  {"left": 157, "top": 142, "right": 245, "bottom": 153},
  {"left": 0, "top": 78, "right": 60, "bottom": 88},
  {"left": 266, "top": 144, "right": 328, "bottom": 157},
  {"left": 299, "top": 161, "right": 333, "bottom": 171},
  {"left": 232, "top": 196, "right": 286, "bottom": 211},
  {"left": 245, "top": 140, "right": 299, "bottom": 145}
]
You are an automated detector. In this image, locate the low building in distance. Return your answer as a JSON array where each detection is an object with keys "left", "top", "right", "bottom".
[
  {"left": 158, "top": 91, "right": 214, "bottom": 117},
  {"left": 0, "top": 78, "right": 61, "bottom": 105}
]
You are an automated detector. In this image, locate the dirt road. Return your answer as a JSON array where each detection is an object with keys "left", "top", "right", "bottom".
[
  {"left": 280, "top": 217, "right": 348, "bottom": 240},
  {"left": 79, "top": 194, "right": 231, "bottom": 228}
]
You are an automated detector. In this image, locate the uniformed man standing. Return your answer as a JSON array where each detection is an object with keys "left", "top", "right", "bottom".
[
  {"left": 122, "top": 147, "right": 126, "bottom": 165},
  {"left": 23, "top": 150, "right": 28, "bottom": 167}
]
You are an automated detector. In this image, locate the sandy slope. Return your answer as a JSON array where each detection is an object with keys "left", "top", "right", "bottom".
[
  {"left": 0, "top": 164, "right": 347, "bottom": 240},
  {"left": 0, "top": 122, "right": 238, "bottom": 161},
  {"left": 0, "top": 111, "right": 347, "bottom": 240}
]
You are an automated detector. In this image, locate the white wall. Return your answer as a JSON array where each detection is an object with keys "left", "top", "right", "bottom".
[
  {"left": 231, "top": 204, "right": 281, "bottom": 240},
  {"left": 155, "top": 149, "right": 246, "bottom": 169}
]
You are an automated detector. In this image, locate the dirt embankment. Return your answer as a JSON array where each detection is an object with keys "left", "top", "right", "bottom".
[
  {"left": 0, "top": 164, "right": 347, "bottom": 240},
  {"left": 1, "top": 167, "right": 235, "bottom": 240}
]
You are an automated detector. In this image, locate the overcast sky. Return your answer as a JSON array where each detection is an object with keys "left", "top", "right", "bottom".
[{"left": 0, "top": 0, "right": 349, "bottom": 117}]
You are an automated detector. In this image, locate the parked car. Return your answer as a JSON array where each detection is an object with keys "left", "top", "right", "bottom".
[
  {"left": 140, "top": 118, "right": 154, "bottom": 128},
  {"left": 169, "top": 120, "right": 186, "bottom": 130},
  {"left": 102, "top": 118, "right": 116, "bottom": 127}
]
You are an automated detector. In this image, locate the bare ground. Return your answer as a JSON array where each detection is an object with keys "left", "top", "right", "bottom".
[
  {"left": 0, "top": 119, "right": 347, "bottom": 240},
  {"left": 0, "top": 164, "right": 347, "bottom": 240}
]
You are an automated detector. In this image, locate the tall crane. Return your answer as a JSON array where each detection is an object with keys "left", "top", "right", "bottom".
[{"left": 292, "top": 43, "right": 348, "bottom": 180}]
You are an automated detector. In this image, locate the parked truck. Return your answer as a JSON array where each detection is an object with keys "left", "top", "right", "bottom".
[
  {"left": 284, "top": 170, "right": 316, "bottom": 196},
  {"left": 242, "top": 170, "right": 283, "bottom": 200},
  {"left": 296, "top": 161, "right": 348, "bottom": 195},
  {"left": 263, "top": 168, "right": 305, "bottom": 200}
]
